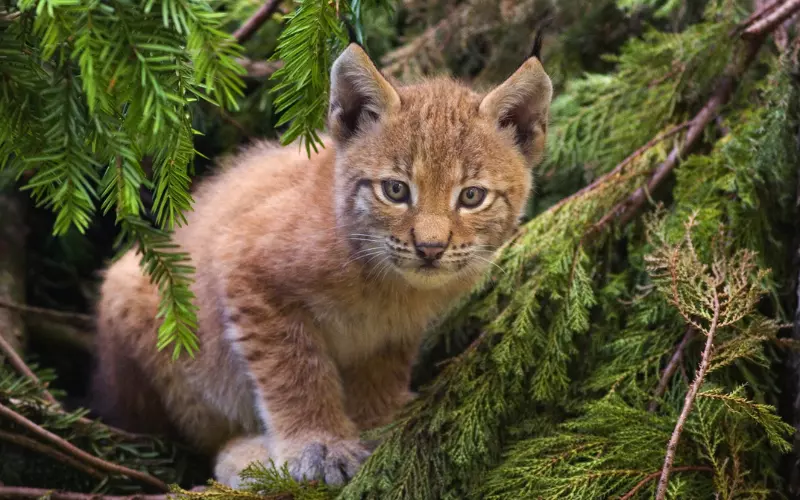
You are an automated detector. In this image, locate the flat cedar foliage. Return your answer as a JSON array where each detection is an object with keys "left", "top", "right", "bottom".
[{"left": 1, "top": 0, "right": 800, "bottom": 499}]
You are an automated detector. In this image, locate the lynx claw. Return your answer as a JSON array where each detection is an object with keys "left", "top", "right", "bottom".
[{"left": 288, "top": 440, "right": 371, "bottom": 485}]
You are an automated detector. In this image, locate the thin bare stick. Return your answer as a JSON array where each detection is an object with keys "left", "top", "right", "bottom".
[
  {"left": 233, "top": 0, "right": 282, "bottom": 44},
  {"left": 0, "top": 330, "right": 59, "bottom": 405},
  {"left": 0, "top": 487, "right": 169, "bottom": 499},
  {"left": 734, "top": 0, "right": 783, "bottom": 34},
  {"left": 0, "top": 430, "right": 103, "bottom": 479},
  {"left": 655, "top": 290, "right": 720, "bottom": 500},
  {"left": 0, "top": 403, "right": 169, "bottom": 491},
  {"left": 648, "top": 328, "right": 697, "bottom": 412},
  {"left": 621, "top": 465, "right": 713, "bottom": 500},
  {"left": 236, "top": 58, "right": 283, "bottom": 78},
  {"left": 0, "top": 299, "right": 93, "bottom": 324},
  {"left": 744, "top": 0, "right": 800, "bottom": 37}
]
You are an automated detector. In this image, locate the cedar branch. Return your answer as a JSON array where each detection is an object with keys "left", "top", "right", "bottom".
[
  {"left": 648, "top": 327, "right": 697, "bottom": 412},
  {"left": 744, "top": 0, "right": 800, "bottom": 37},
  {"left": 620, "top": 466, "right": 713, "bottom": 500},
  {"left": 655, "top": 290, "right": 720, "bottom": 499},
  {"left": 0, "top": 403, "right": 169, "bottom": 491}
]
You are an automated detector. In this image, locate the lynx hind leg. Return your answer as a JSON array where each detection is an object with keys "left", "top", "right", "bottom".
[{"left": 214, "top": 435, "right": 272, "bottom": 488}]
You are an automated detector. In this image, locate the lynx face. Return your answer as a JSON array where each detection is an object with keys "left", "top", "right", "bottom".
[{"left": 329, "top": 44, "right": 552, "bottom": 289}]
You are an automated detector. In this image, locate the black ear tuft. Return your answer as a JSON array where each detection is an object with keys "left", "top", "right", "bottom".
[
  {"left": 341, "top": 16, "right": 363, "bottom": 49},
  {"left": 528, "top": 13, "right": 553, "bottom": 61}
]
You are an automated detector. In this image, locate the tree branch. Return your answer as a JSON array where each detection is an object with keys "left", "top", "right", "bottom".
[
  {"left": 744, "top": 0, "right": 800, "bottom": 37},
  {"left": 0, "top": 403, "right": 169, "bottom": 492},
  {"left": 232, "top": 0, "right": 282, "bottom": 44},
  {"left": 648, "top": 327, "right": 697, "bottom": 412},
  {"left": 592, "top": 30, "right": 770, "bottom": 234},
  {"left": 0, "top": 298, "right": 92, "bottom": 325},
  {"left": 655, "top": 290, "right": 720, "bottom": 500},
  {"left": 0, "top": 329, "right": 59, "bottom": 405},
  {"left": 0, "top": 429, "right": 104, "bottom": 479},
  {"left": 0, "top": 487, "right": 169, "bottom": 499},
  {"left": 621, "top": 466, "right": 713, "bottom": 500}
]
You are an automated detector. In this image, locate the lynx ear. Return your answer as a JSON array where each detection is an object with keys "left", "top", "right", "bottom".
[
  {"left": 479, "top": 55, "right": 553, "bottom": 163},
  {"left": 329, "top": 43, "right": 401, "bottom": 143}
]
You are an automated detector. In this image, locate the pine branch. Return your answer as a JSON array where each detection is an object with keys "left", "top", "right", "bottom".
[
  {"left": 233, "top": 0, "right": 282, "bottom": 43},
  {"left": 0, "top": 403, "right": 169, "bottom": 492},
  {"left": 655, "top": 288, "right": 719, "bottom": 499}
]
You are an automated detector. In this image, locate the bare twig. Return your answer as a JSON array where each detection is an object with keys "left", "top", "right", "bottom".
[
  {"left": 0, "top": 487, "right": 170, "bottom": 499},
  {"left": 655, "top": 290, "right": 720, "bottom": 499},
  {"left": 621, "top": 466, "right": 713, "bottom": 500},
  {"left": 734, "top": 0, "right": 783, "bottom": 34},
  {"left": 233, "top": 0, "right": 282, "bottom": 44},
  {"left": 648, "top": 328, "right": 697, "bottom": 412},
  {"left": 0, "top": 403, "right": 169, "bottom": 491},
  {"left": 744, "top": 0, "right": 800, "bottom": 37},
  {"left": 0, "top": 330, "right": 59, "bottom": 405},
  {"left": 0, "top": 299, "right": 93, "bottom": 324},
  {"left": 0, "top": 429, "right": 104, "bottom": 479},
  {"left": 0, "top": 10, "right": 21, "bottom": 21}
]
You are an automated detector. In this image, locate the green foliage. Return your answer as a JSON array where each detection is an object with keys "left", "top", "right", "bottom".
[
  {"left": 0, "top": 0, "right": 246, "bottom": 356},
  {"left": 268, "top": 0, "right": 392, "bottom": 155}
]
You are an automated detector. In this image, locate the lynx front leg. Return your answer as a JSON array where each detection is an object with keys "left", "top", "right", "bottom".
[
  {"left": 341, "top": 341, "right": 419, "bottom": 431},
  {"left": 223, "top": 304, "right": 370, "bottom": 485}
]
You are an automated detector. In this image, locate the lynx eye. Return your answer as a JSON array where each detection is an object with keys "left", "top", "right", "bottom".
[
  {"left": 382, "top": 180, "right": 410, "bottom": 203},
  {"left": 459, "top": 186, "right": 487, "bottom": 208}
]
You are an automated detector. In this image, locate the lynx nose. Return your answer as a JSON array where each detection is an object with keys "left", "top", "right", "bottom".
[{"left": 415, "top": 242, "right": 446, "bottom": 262}]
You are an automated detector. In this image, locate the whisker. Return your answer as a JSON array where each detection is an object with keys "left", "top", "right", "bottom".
[{"left": 470, "top": 254, "right": 507, "bottom": 275}]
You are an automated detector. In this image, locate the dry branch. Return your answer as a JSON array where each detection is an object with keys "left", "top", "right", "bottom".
[{"left": 0, "top": 403, "right": 169, "bottom": 491}]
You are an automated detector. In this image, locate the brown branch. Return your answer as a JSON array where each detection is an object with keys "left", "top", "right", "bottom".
[
  {"left": 0, "top": 329, "right": 59, "bottom": 405},
  {"left": 0, "top": 403, "right": 169, "bottom": 492},
  {"left": 550, "top": 121, "right": 692, "bottom": 214},
  {"left": 237, "top": 58, "right": 283, "bottom": 78},
  {"left": 0, "top": 429, "right": 104, "bottom": 479},
  {"left": 0, "top": 299, "right": 92, "bottom": 324},
  {"left": 655, "top": 289, "right": 720, "bottom": 500},
  {"left": 591, "top": 31, "right": 770, "bottom": 235},
  {"left": 648, "top": 328, "right": 697, "bottom": 412},
  {"left": 233, "top": 0, "right": 282, "bottom": 44},
  {"left": 744, "top": 0, "right": 800, "bottom": 37},
  {"left": 735, "top": 0, "right": 783, "bottom": 34},
  {"left": 0, "top": 487, "right": 170, "bottom": 499},
  {"left": 621, "top": 466, "right": 713, "bottom": 500}
]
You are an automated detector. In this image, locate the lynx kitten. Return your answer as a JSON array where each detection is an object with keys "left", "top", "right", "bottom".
[{"left": 91, "top": 42, "right": 552, "bottom": 486}]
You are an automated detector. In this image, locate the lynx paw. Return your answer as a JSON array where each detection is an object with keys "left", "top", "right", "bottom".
[
  {"left": 285, "top": 440, "right": 371, "bottom": 485},
  {"left": 214, "top": 435, "right": 270, "bottom": 488}
]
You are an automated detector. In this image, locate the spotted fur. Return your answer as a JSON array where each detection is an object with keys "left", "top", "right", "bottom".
[{"left": 91, "top": 43, "right": 552, "bottom": 486}]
